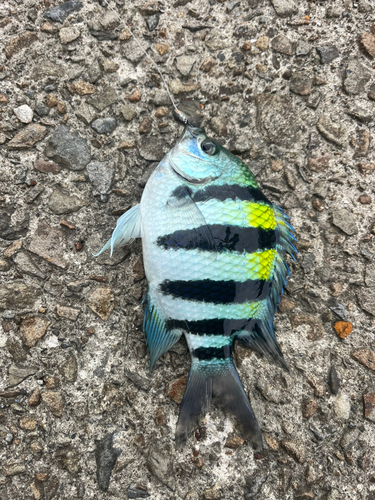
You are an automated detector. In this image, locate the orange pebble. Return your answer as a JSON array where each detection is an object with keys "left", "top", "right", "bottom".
[{"left": 334, "top": 321, "right": 353, "bottom": 339}]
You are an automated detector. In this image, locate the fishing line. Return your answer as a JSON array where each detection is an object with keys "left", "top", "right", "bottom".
[{"left": 100, "top": 0, "right": 189, "bottom": 125}]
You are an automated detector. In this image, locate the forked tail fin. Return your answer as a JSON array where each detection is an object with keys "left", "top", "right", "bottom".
[{"left": 175, "top": 358, "right": 262, "bottom": 450}]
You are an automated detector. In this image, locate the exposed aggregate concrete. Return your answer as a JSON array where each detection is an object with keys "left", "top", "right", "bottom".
[{"left": 0, "top": 0, "right": 375, "bottom": 499}]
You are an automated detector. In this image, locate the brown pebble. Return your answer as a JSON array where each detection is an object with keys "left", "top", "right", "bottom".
[
  {"left": 351, "top": 349, "right": 375, "bottom": 371},
  {"left": 19, "top": 416, "right": 38, "bottom": 431},
  {"left": 56, "top": 101, "right": 67, "bottom": 114},
  {"left": 302, "top": 398, "right": 318, "bottom": 419},
  {"left": 35, "top": 472, "right": 49, "bottom": 482},
  {"left": 41, "top": 22, "right": 58, "bottom": 33},
  {"left": 0, "top": 94, "right": 9, "bottom": 103},
  {"left": 200, "top": 57, "right": 216, "bottom": 73},
  {"left": 307, "top": 156, "right": 331, "bottom": 172},
  {"left": 363, "top": 392, "right": 375, "bottom": 421},
  {"left": 225, "top": 436, "right": 244, "bottom": 449},
  {"left": 29, "top": 388, "right": 41, "bottom": 407},
  {"left": 126, "top": 89, "right": 141, "bottom": 102},
  {"left": 312, "top": 199, "right": 324, "bottom": 212},
  {"left": 90, "top": 275, "right": 108, "bottom": 283},
  {"left": 34, "top": 160, "right": 61, "bottom": 174},
  {"left": 86, "top": 327, "right": 95, "bottom": 335},
  {"left": 156, "top": 43, "right": 169, "bottom": 55},
  {"left": 45, "top": 376, "right": 59, "bottom": 389},
  {"left": 73, "top": 81, "right": 96, "bottom": 96},
  {"left": 20, "top": 316, "right": 51, "bottom": 348},
  {"left": 46, "top": 93, "right": 58, "bottom": 108},
  {"left": 30, "top": 441, "right": 43, "bottom": 454},
  {"left": 359, "top": 194, "right": 372, "bottom": 205},
  {"left": 155, "top": 106, "right": 169, "bottom": 118},
  {"left": 264, "top": 434, "right": 279, "bottom": 451},
  {"left": 155, "top": 408, "right": 166, "bottom": 426},
  {"left": 139, "top": 117, "right": 152, "bottom": 134},
  {"left": 242, "top": 41, "right": 252, "bottom": 51},
  {"left": 60, "top": 220, "right": 75, "bottom": 230},
  {"left": 75, "top": 241, "right": 84, "bottom": 251},
  {"left": 117, "top": 140, "right": 135, "bottom": 149},
  {"left": 195, "top": 457, "right": 203, "bottom": 468},
  {"left": 119, "top": 29, "right": 131, "bottom": 40},
  {"left": 41, "top": 391, "right": 64, "bottom": 417},
  {"left": 168, "top": 376, "right": 188, "bottom": 404},
  {"left": 255, "top": 36, "right": 269, "bottom": 51},
  {"left": 334, "top": 321, "right": 353, "bottom": 339},
  {"left": 360, "top": 32, "right": 375, "bottom": 58},
  {"left": 358, "top": 163, "right": 375, "bottom": 175}
]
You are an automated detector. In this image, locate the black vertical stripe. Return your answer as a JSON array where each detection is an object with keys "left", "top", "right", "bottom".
[
  {"left": 166, "top": 318, "right": 258, "bottom": 336},
  {"left": 171, "top": 184, "right": 272, "bottom": 205},
  {"left": 157, "top": 225, "right": 276, "bottom": 253},
  {"left": 192, "top": 345, "right": 232, "bottom": 361},
  {"left": 160, "top": 279, "right": 270, "bottom": 304}
]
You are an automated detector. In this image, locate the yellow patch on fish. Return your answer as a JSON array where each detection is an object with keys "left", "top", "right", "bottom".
[
  {"left": 243, "top": 203, "right": 276, "bottom": 230},
  {"left": 246, "top": 248, "right": 277, "bottom": 280}
]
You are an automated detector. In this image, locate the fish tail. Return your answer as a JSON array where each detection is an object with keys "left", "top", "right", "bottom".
[{"left": 175, "top": 355, "right": 262, "bottom": 450}]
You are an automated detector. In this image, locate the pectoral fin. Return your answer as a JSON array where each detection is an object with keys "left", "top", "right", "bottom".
[{"left": 94, "top": 204, "right": 142, "bottom": 257}]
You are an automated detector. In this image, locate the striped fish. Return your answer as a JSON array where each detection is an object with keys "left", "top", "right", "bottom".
[{"left": 96, "top": 125, "right": 297, "bottom": 450}]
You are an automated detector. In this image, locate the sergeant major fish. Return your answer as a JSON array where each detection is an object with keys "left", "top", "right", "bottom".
[{"left": 95, "top": 124, "right": 297, "bottom": 450}]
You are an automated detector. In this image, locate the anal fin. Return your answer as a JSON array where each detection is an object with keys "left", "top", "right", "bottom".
[{"left": 143, "top": 293, "right": 181, "bottom": 373}]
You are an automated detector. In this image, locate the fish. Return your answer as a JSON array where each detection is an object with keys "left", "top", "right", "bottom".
[{"left": 95, "top": 124, "right": 297, "bottom": 450}]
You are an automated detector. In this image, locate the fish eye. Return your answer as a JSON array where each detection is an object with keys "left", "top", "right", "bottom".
[{"left": 200, "top": 139, "right": 218, "bottom": 156}]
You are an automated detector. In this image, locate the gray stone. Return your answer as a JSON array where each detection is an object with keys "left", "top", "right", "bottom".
[
  {"left": 95, "top": 433, "right": 121, "bottom": 492},
  {"left": 86, "top": 59, "right": 102, "bottom": 83},
  {"left": 13, "top": 252, "right": 46, "bottom": 279},
  {"left": 332, "top": 209, "right": 358, "bottom": 236},
  {"left": 316, "top": 46, "right": 339, "bottom": 64},
  {"left": 48, "top": 188, "right": 86, "bottom": 215},
  {"left": 124, "top": 368, "right": 150, "bottom": 391},
  {"left": 340, "top": 427, "right": 359, "bottom": 450},
  {"left": 120, "top": 104, "right": 137, "bottom": 121},
  {"left": 75, "top": 102, "right": 97, "bottom": 125},
  {"left": 254, "top": 94, "right": 303, "bottom": 148},
  {"left": 0, "top": 283, "right": 39, "bottom": 311},
  {"left": 271, "top": 34, "right": 293, "bottom": 55},
  {"left": 86, "top": 161, "right": 115, "bottom": 202},
  {"left": 87, "top": 87, "right": 118, "bottom": 111},
  {"left": 146, "top": 442, "right": 173, "bottom": 489},
  {"left": 146, "top": 14, "right": 160, "bottom": 32},
  {"left": 345, "top": 102, "right": 373, "bottom": 123},
  {"left": 44, "top": 0, "right": 82, "bottom": 23},
  {"left": 91, "top": 118, "right": 117, "bottom": 135},
  {"left": 295, "top": 40, "right": 311, "bottom": 57},
  {"left": 357, "top": 289, "right": 375, "bottom": 316},
  {"left": 127, "top": 485, "right": 150, "bottom": 499},
  {"left": 8, "top": 364, "right": 37, "bottom": 387},
  {"left": 121, "top": 39, "right": 150, "bottom": 63},
  {"left": 270, "top": 0, "right": 298, "bottom": 17},
  {"left": 29, "top": 223, "right": 68, "bottom": 269},
  {"left": 151, "top": 89, "right": 170, "bottom": 106},
  {"left": 365, "top": 263, "right": 375, "bottom": 288},
  {"left": 99, "top": 11, "right": 120, "bottom": 30},
  {"left": 59, "top": 354, "right": 78, "bottom": 382},
  {"left": 32, "top": 60, "right": 65, "bottom": 80},
  {"left": 289, "top": 72, "right": 312, "bottom": 96},
  {"left": 316, "top": 114, "right": 348, "bottom": 147},
  {"left": 306, "top": 91, "right": 321, "bottom": 109},
  {"left": 329, "top": 365, "right": 340, "bottom": 395},
  {"left": 344, "top": 59, "right": 372, "bottom": 95},
  {"left": 44, "top": 126, "right": 91, "bottom": 171},
  {"left": 137, "top": 136, "right": 168, "bottom": 161},
  {"left": 0, "top": 258, "right": 11, "bottom": 271},
  {"left": 176, "top": 55, "right": 196, "bottom": 76}
]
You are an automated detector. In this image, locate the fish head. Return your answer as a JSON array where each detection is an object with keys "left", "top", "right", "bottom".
[{"left": 168, "top": 126, "right": 238, "bottom": 185}]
